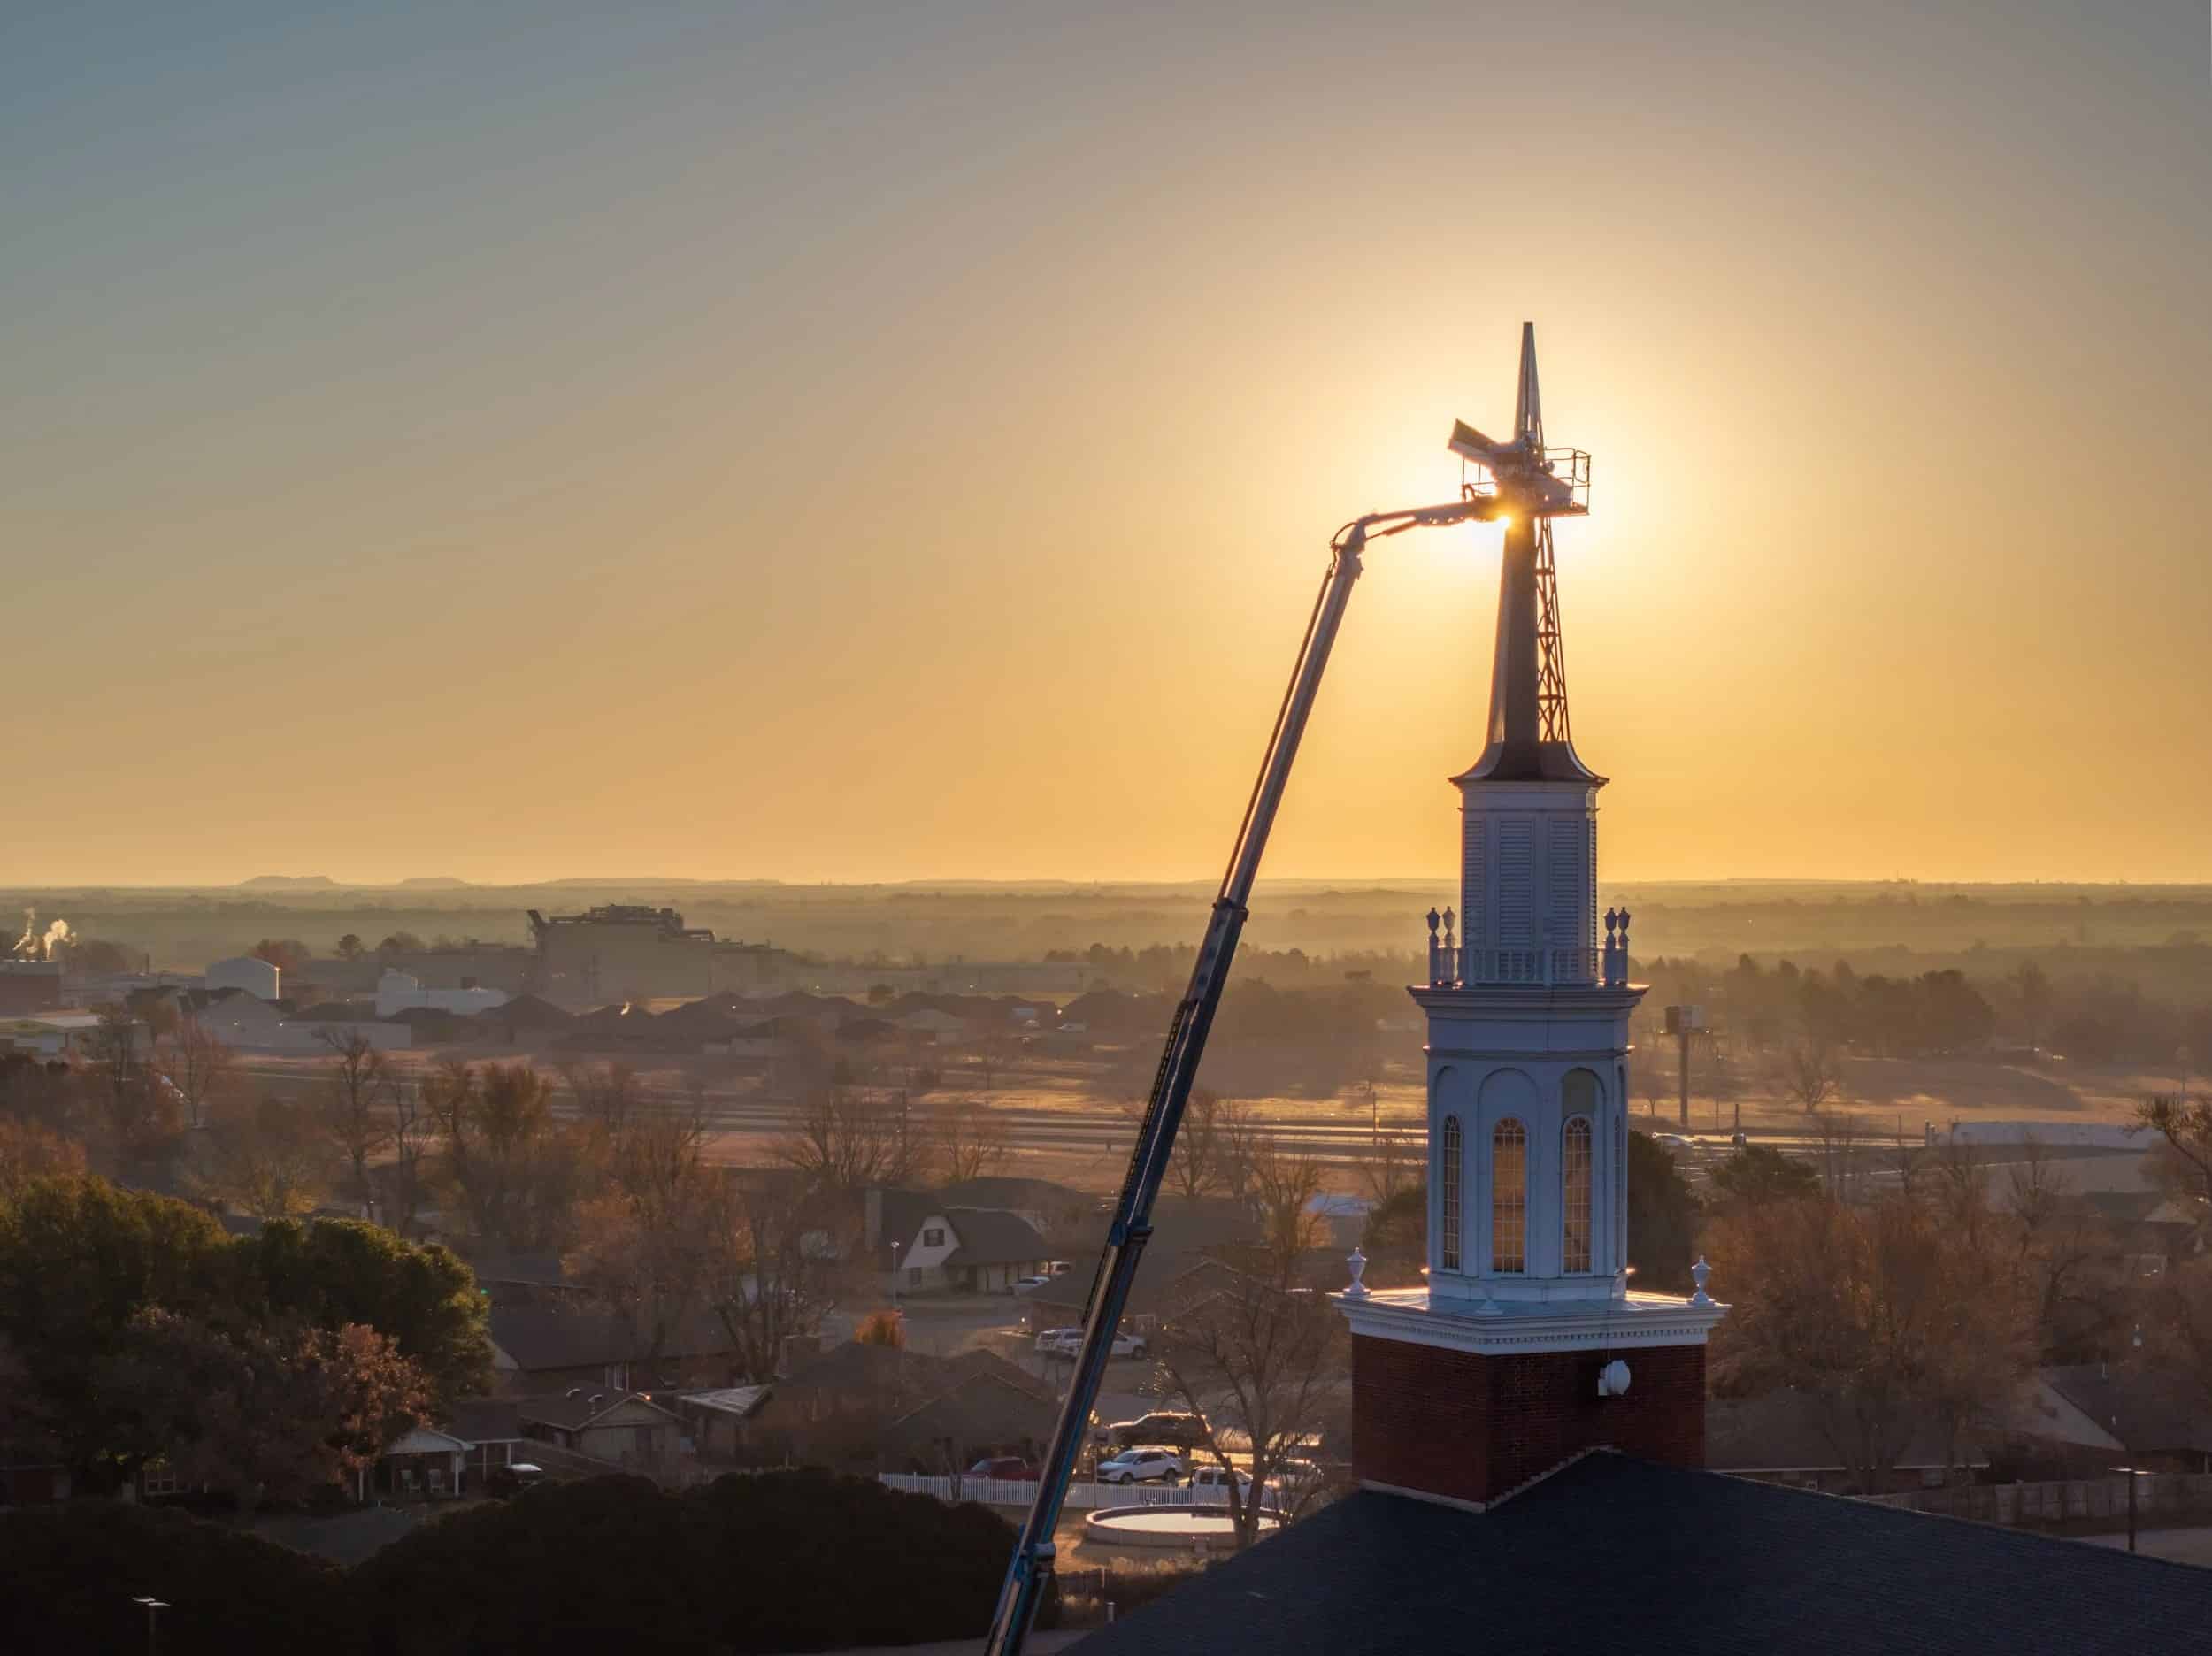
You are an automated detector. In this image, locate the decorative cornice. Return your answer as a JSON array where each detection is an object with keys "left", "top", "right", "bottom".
[
  {"left": 1411, "top": 984, "right": 1647, "bottom": 1016},
  {"left": 1333, "top": 1287, "right": 1726, "bottom": 1354}
]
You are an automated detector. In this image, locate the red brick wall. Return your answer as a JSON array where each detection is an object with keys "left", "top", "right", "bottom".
[{"left": 1352, "top": 1334, "right": 1706, "bottom": 1506}]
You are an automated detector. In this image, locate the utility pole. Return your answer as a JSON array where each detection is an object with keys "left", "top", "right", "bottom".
[{"left": 1664, "top": 1006, "right": 1703, "bottom": 1130}]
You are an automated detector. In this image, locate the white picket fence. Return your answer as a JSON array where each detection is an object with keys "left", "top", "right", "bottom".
[{"left": 879, "top": 1473, "right": 1266, "bottom": 1511}]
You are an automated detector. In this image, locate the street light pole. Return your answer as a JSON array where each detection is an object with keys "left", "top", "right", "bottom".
[{"left": 132, "top": 1596, "right": 169, "bottom": 1656}]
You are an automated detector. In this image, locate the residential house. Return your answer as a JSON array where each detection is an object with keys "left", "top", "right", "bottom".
[
  {"left": 2018, "top": 1364, "right": 2212, "bottom": 1476},
  {"left": 516, "top": 1392, "right": 688, "bottom": 1470},
  {"left": 371, "top": 1426, "right": 470, "bottom": 1500},
  {"left": 1707, "top": 1392, "right": 1985, "bottom": 1493},
  {"left": 672, "top": 1384, "right": 774, "bottom": 1461},
  {"left": 487, "top": 1306, "right": 738, "bottom": 1394},
  {"left": 443, "top": 1396, "right": 534, "bottom": 1482},
  {"left": 896, "top": 1207, "right": 1049, "bottom": 1295},
  {"left": 743, "top": 1341, "right": 1048, "bottom": 1470},
  {"left": 879, "top": 1366, "right": 1057, "bottom": 1473}
]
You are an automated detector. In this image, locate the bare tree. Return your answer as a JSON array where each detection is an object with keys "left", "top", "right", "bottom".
[
  {"left": 1809, "top": 1111, "right": 1869, "bottom": 1204},
  {"left": 2133, "top": 1092, "right": 2212, "bottom": 1206},
  {"left": 1156, "top": 1166, "right": 1346, "bottom": 1545},
  {"left": 386, "top": 1078, "right": 436, "bottom": 1238},
  {"left": 1709, "top": 1192, "right": 2032, "bottom": 1493},
  {"left": 429, "top": 1061, "right": 588, "bottom": 1251},
  {"left": 86, "top": 1007, "right": 176, "bottom": 1168},
  {"left": 565, "top": 1170, "right": 714, "bottom": 1371},
  {"left": 1356, "top": 1128, "right": 1422, "bottom": 1211},
  {"left": 928, "top": 1097, "right": 1012, "bottom": 1185},
  {"left": 560, "top": 1060, "right": 641, "bottom": 1138},
  {"left": 703, "top": 1171, "right": 839, "bottom": 1384},
  {"left": 1246, "top": 1136, "right": 1326, "bottom": 1260},
  {"left": 200, "top": 1093, "right": 331, "bottom": 1220},
  {"left": 150, "top": 1012, "right": 235, "bottom": 1132},
  {"left": 777, "top": 1085, "right": 930, "bottom": 1193},
  {"left": 1165, "top": 1088, "right": 1225, "bottom": 1201},
  {"left": 1777, "top": 1036, "right": 1846, "bottom": 1115},
  {"left": 1213, "top": 1099, "right": 1263, "bottom": 1208},
  {"left": 314, "top": 1028, "right": 393, "bottom": 1222}
]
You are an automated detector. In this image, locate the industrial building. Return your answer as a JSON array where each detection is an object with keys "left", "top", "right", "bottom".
[{"left": 526, "top": 905, "right": 791, "bottom": 1007}]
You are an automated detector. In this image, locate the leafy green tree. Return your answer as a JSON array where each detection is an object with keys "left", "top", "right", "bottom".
[
  {"left": 1627, "top": 1130, "right": 1699, "bottom": 1292},
  {"left": 104, "top": 1310, "right": 426, "bottom": 1514},
  {"left": 353, "top": 1470, "right": 1018, "bottom": 1654},
  {"left": 1708, "top": 1144, "right": 1821, "bottom": 1213},
  {"left": 239, "top": 1217, "right": 494, "bottom": 1407},
  {"left": 0, "top": 1499, "right": 360, "bottom": 1656},
  {"left": 0, "top": 1177, "right": 229, "bottom": 1476},
  {"left": 0, "top": 1178, "right": 491, "bottom": 1478}
]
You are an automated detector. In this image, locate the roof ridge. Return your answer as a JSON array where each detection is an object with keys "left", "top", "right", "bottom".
[{"left": 1485, "top": 1445, "right": 1616, "bottom": 1511}]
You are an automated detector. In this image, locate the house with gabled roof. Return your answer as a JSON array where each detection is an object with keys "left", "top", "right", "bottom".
[{"left": 895, "top": 1207, "right": 1050, "bottom": 1295}]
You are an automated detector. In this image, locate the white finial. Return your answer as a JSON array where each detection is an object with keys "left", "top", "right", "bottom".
[
  {"left": 1343, "top": 1247, "right": 1370, "bottom": 1300},
  {"left": 1689, "top": 1255, "right": 1713, "bottom": 1307}
]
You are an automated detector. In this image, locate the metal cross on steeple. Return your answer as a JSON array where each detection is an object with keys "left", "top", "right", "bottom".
[{"left": 1448, "top": 324, "right": 1593, "bottom": 779}]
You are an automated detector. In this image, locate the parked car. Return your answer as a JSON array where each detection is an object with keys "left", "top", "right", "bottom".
[
  {"left": 967, "top": 1456, "right": 1041, "bottom": 1480},
  {"left": 1110, "top": 1410, "right": 1207, "bottom": 1449},
  {"left": 1011, "top": 1275, "right": 1052, "bottom": 1292},
  {"left": 1038, "top": 1327, "right": 1148, "bottom": 1359},
  {"left": 1652, "top": 1132, "right": 1694, "bottom": 1154},
  {"left": 484, "top": 1461, "right": 546, "bottom": 1498},
  {"left": 1096, "top": 1447, "right": 1184, "bottom": 1485},
  {"left": 1187, "top": 1464, "right": 1251, "bottom": 1496}
]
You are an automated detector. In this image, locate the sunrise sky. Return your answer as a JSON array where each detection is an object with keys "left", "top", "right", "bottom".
[{"left": 5, "top": 3, "right": 2208, "bottom": 886}]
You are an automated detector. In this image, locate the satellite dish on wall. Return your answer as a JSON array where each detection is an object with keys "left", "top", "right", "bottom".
[{"left": 1597, "top": 1359, "right": 1632, "bottom": 1399}]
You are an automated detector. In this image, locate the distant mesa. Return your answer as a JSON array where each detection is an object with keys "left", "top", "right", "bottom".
[
  {"left": 398, "top": 877, "right": 472, "bottom": 889},
  {"left": 234, "top": 875, "right": 337, "bottom": 890}
]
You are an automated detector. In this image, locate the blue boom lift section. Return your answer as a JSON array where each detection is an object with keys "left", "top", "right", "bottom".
[{"left": 982, "top": 492, "right": 1504, "bottom": 1656}]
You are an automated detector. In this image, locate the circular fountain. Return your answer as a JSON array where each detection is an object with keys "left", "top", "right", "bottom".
[{"left": 1082, "top": 1505, "right": 1283, "bottom": 1551}]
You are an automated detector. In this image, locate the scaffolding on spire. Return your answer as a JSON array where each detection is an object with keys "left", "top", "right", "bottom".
[{"left": 1448, "top": 322, "right": 1591, "bottom": 776}]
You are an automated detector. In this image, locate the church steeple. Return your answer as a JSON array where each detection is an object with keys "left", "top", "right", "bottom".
[
  {"left": 1333, "top": 327, "right": 1722, "bottom": 1514},
  {"left": 1443, "top": 326, "right": 1603, "bottom": 989}
]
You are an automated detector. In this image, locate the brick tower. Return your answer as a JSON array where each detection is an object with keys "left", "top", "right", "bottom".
[{"left": 1335, "top": 326, "right": 1723, "bottom": 1509}]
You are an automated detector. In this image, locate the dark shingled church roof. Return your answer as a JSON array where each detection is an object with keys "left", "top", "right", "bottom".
[{"left": 1070, "top": 1453, "right": 2210, "bottom": 1655}]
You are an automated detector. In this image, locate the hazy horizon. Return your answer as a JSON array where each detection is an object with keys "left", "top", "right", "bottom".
[{"left": 8, "top": 3, "right": 2208, "bottom": 889}]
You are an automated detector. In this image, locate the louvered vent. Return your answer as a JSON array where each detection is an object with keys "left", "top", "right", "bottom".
[
  {"left": 1547, "top": 819, "right": 1585, "bottom": 944},
  {"left": 1497, "top": 821, "right": 1533, "bottom": 944},
  {"left": 1461, "top": 817, "right": 1487, "bottom": 945}
]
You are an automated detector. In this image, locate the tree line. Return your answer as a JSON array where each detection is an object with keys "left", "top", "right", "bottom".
[
  {"left": 0, "top": 1176, "right": 491, "bottom": 1506},
  {"left": 0, "top": 1470, "right": 1020, "bottom": 1656}
]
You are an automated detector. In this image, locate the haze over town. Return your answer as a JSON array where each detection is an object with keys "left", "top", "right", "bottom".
[{"left": 5, "top": 4, "right": 2211, "bottom": 1654}]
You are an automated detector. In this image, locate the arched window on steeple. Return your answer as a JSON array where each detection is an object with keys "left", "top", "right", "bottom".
[
  {"left": 1562, "top": 1116, "right": 1594, "bottom": 1274},
  {"left": 1491, "top": 1118, "right": 1526, "bottom": 1273},
  {"left": 1562, "top": 1069, "right": 1599, "bottom": 1275},
  {"left": 1440, "top": 1116, "right": 1463, "bottom": 1272}
]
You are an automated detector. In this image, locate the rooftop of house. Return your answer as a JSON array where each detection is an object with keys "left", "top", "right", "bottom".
[
  {"left": 1706, "top": 1391, "right": 1979, "bottom": 1474},
  {"left": 2041, "top": 1364, "right": 2212, "bottom": 1455},
  {"left": 442, "top": 1397, "right": 525, "bottom": 1444},
  {"left": 1069, "top": 1453, "right": 2208, "bottom": 1655},
  {"left": 488, "top": 1306, "right": 732, "bottom": 1372},
  {"left": 513, "top": 1391, "right": 682, "bottom": 1432},
  {"left": 936, "top": 1207, "right": 1049, "bottom": 1267},
  {"left": 675, "top": 1384, "right": 773, "bottom": 1420}
]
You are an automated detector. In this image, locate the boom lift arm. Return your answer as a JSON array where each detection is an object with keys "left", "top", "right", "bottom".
[{"left": 982, "top": 493, "right": 1503, "bottom": 1656}]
